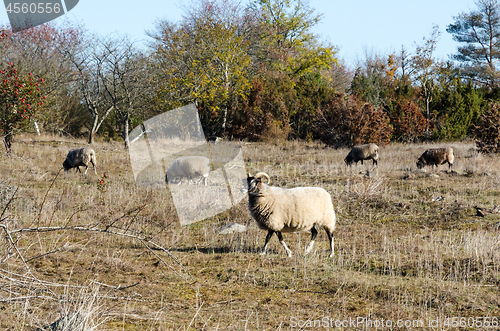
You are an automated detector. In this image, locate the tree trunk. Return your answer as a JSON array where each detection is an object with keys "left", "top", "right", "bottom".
[
  {"left": 123, "top": 112, "right": 130, "bottom": 149},
  {"left": 222, "top": 106, "right": 228, "bottom": 133},
  {"left": 426, "top": 95, "right": 430, "bottom": 132},
  {"left": 3, "top": 132, "right": 12, "bottom": 154},
  {"left": 423, "top": 82, "right": 430, "bottom": 133},
  {"left": 88, "top": 131, "right": 95, "bottom": 145},
  {"left": 87, "top": 106, "right": 113, "bottom": 145},
  {"left": 89, "top": 115, "right": 98, "bottom": 144},
  {"left": 221, "top": 64, "right": 229, "bottom": 135}
]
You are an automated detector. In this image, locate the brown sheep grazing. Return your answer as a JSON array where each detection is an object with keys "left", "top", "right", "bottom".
[
  {"left": 344, "top": 143, "right": 379, "bottom": 166},
  {"left": 63, "top": 147, "right": 97, "bottom": 174},
  {"left": 416, "top": 147, "right": 454, "bottom": 170}
]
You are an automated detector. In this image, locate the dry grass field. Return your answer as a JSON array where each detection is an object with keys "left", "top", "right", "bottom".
[{"left": 1, "top": 134, "right": 500, "bottom": 330}]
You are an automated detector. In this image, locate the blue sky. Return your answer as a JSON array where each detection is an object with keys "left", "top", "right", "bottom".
[{"left": 0, "top": 0, "right": 476, "bottom": 67}]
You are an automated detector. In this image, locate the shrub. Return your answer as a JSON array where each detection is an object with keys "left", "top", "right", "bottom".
[
  {"left": 0, "top": 63, "right": 46, "bottom": 153},
  {"left": 387, "top": 98, "right": 429, "bottom": 142},
  {"left": 432, "top": 79, "right": 482, "bottom": 141},
  {"left": 230, "top": 73, "right": 295, "bottom": 141},
  {"left": 472, "top": 101, "right": 500, "bottom": 153},
  {"left": 313, "top": 93, "right": 392, "bottom": 147}
]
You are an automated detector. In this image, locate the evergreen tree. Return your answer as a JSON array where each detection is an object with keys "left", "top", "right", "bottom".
[{"left": 447, "top": 0, "right": 500, "bottom": 87}]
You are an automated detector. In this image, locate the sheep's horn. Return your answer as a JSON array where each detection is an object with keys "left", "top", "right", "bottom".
[{"left": 254, "top": 172, "right": 270, "bottom": 184}]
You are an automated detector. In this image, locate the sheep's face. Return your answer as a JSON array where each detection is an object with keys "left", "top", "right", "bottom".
[
  {"left": 246, "top": 175, "right": 262, "bottom": 195},
  {"left": 344, "top": 155, "right": 353, "bottom": 166},
  {"left": 416, "top": 158, "right": 425, "bottom": 169},
  {"left": 62, "top": 160, "right": 71, "bottom": 172}
]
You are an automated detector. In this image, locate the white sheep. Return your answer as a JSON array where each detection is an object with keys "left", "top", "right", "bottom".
[
  {"left": 246, "top": 172, "right": 336, "bottom": 258},
  {"left": 416, "top": 147, "right": 454, "bottom": 170},
  {"left": 344, "top": 143, "right": 379, "bottom": 166},
  {"left": 63, "top": 147, "right": 97, "bottom": 174},
  {"left": 165, "top": 156, "right": 210, "bottom": 186}
]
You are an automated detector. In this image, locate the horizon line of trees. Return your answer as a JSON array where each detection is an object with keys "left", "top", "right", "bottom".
[{"left": 2, "top": 0, "right": 500, "bottom": 153}]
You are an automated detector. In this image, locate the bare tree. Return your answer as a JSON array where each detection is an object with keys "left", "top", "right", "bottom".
[
  {"left": 396, "top": 46, "right": 414, "bottom": 81},
  {"left": 60, "top": 35, "right": 115, "bottom": 144},
  {"left": 99, "top": 37, "right": 151, "bottom": 149},
  {"left": 411, "top": 25, "right": 442, "bottom": 130}
]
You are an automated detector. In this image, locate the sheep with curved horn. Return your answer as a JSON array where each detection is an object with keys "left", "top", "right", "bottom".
[{"left": 246, "top": 172, "right": 336, "bottom": 257}]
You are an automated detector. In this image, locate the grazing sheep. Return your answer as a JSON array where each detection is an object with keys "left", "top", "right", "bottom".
[
  {"left": 165, "top": 156, "right": 210, "bottom": 186},
  {"left": 344, "top": 143, "right": 379, "bottom": 166},
  {"left": 416, "top": 147, "right": 454, "bottom": 170},
  {"left": 246, "top": 172, "right": 336, "bottom": 258},
  {"left": 63, "top": 147, "right": 97, "bottom": 174}
]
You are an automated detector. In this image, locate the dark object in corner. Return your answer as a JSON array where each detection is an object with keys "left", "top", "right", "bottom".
[{"left": 475, "top": 206, "right": 486, "bottom": 217}]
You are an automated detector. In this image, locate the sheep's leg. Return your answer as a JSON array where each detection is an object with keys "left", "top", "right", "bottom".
[
  {"left": 276, "top": 232, "right": 293, "bottom": 257},
  {"left": 76, "top": 166, "right": 81, "bottom": 173},
  {"left": 326, "top": 230, "right": 334, "bottom": 258},
  {"left": 91, "top": 160, "right": 97, "bottom": 174},
  {"left": 84, "top": 166, "right": 88, "bottom": 175},
  {"left": 260, "top": 230, "right": 274, "bottom": 255},
  {"left": 305, "top": 227, "right": 318, "bottom": 255}
]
